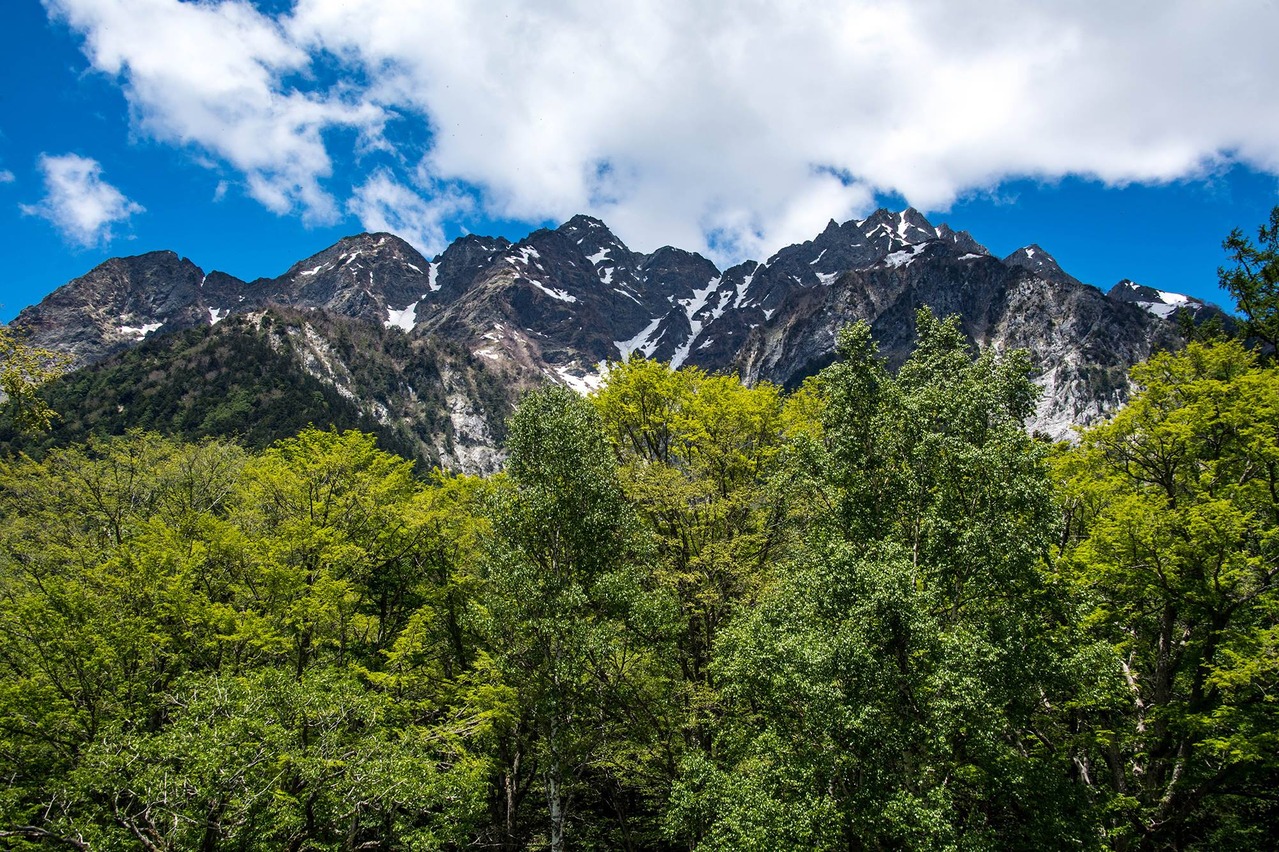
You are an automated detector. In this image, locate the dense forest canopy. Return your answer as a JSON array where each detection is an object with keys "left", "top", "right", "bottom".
[{"left": 1, "top": 216, "right": 1277, "bottom": 849}]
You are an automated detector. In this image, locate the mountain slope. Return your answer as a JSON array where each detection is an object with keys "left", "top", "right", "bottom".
[{"left": 4, "top": 309, "right": 514, "bottom": 472}]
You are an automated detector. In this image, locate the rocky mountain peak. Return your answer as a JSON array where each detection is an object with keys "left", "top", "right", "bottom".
[
  {"left": 936, "top": 223, "right": 990, "bottom": 256},
  {"left": 554, "top": 215, "right": 627, "bottom": 261},
  {"left": 556, "top": 214, "right": 612, "bottom": 241},
  {"left": 431, "top": 234, "right": 511, "bottom": 297},
  {"left": 1108, "top": 279, "right": 1163, "bottom": 302},
  {"left": 503, "top": 227, "right": 610, "bottom": 295},
  {"left": 812, "top": 216, "right": 872, "bottom": 249},
  {"left": 857, "top": 207, "right": 897, "bottom": 233},
  {"left": 280, "top": 232, "right": 429, "bottom": 284},
  {"left": 11, "top": 250, "right": 212, "bottom": 363},
  {"left": 1003, "top": 244, "right": 1081, "bottom": 287},
  {"left": 1106, "top": 278, "right": 1223, "bottom": 323},
  {"left": 639, "top": 246, "right": 719, "bottom": 293},
  {"left": 899, "top": 205, "right": 937, "bottom": 233},
  {"left": 549, "top": 215, "right": 645, "bottom": 299},
  {"left": 858, "top": 207, "right": 940, "bottom": 254},
  {"left": 284, "top": 231, "right": 419, "bottom": 268},
  {"left": 747, "top": 216, "right": 877, "bottom": 304},
  {"left": 266, "top": 232, "right": 433, "bottom": 327}
]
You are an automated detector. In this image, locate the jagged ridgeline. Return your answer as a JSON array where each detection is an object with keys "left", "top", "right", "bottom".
[{"left": 5, "top": 208, "right": 1226, "bottom": 465}]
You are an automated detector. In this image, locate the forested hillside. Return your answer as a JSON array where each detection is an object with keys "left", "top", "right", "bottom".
[
  {"left": 0, "top": 309, "right": 515, "bottom": 473},
  {"left": 1, "top": 214, "right": 1277, "bottom": 850}
]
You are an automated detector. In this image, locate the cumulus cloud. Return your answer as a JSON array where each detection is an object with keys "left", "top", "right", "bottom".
[
  {"left": 348, "top": 171, "right": 474, "bottom": 256},
  {"left": 46, "top": 0, "right": 1279, "bottom": 262},
  {"left": 45, "top": 0, "right": 383, "bottom": 222},
  {"left": 21, "top": 153, "right": 144, "bottom": 247}
]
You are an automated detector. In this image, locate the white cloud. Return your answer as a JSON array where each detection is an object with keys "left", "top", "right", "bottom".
[
  {"left": 348, "top": 171, "right": 474, "bottom": 256},
  {"left": 47, "top": 0, "right": 1279, "bottom": 263},
  {"left": 45, "top": 0, "right": 383, "bottom": 222},
  {"left": 21, "top": 153, "right": 144, "bottom": 247},
  {"left": 0, "top": 170, "right": 14, "bottom": 184}
]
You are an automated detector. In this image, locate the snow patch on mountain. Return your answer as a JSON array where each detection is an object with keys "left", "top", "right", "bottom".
[
  {"left": 615, "top": 317, "right": 664, "bottom": 360},
  {"left": 552, "top": 362, "right": 607, "bottom": 395},
  {"left": 512, "top": 246, "right": 543, "bottom": 269},
  {"left": 1108, "top": 280, "right": 1204, "bottom": 319},
  {"left": 1139, "top": 293, "right": 1189, "bottom": 318},
  {"left": 385, "top": 299, "right": 424, "bottom": 332},
  {"left": 671, "top": 275, "right": 722, "bottom": 368},
  {"left": 732, "top": 268, "right": 760, "bottom": 310},
  {"left": 884, "top": 243, "right": 928, "bottom": 268},
  {"left": 119, "top": 322, "right": 162, "bottom": 339},
  {"left": 531, "top": 281, "right": 578, "bottom": 303}
]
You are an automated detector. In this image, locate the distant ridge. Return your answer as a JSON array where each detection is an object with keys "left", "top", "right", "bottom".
[{"left": 9, "top": 208, "right": 1216, "bottom": 465}]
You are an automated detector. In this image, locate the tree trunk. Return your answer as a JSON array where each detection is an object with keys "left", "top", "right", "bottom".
[
  {"left": 547, "top": 711, "right": 566, "bottom": 852},
  {"left": 547, "top": 756, "right": 565, "bottom": 852}
]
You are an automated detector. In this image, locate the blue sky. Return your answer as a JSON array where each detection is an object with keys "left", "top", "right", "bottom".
[{"left": 3, "top": 0, "right": 1278, "bottom": 323}]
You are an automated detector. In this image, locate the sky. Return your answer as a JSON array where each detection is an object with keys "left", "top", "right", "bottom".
[{"left": 3, "top": 0, "right": 1279, "bottom": 323}]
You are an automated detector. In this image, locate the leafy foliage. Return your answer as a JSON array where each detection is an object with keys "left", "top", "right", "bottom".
[
  {"left": 0, "top": 430, "right": 500, "bottom": 850},
  {"left": 593, "top": 359, "right": 793, "bottom": 748},
  {"left": 0, "top": 326, "right": 68, "bottom": 435},
  {"left": 667, "top": 312, "right": 1090, "bottom": 850},
  {"left": 1056, "top": 339, "right": 1279, "bottom": 849},
  {"left": 484, "top": 385, "right": 679, "bottom": 851},
  {"left": 1219, "top": 205, "right": 1279, "bottom": 351}
]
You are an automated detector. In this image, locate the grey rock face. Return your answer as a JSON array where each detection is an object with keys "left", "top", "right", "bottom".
[
  {"left": 733, "top": 238, "right": 1182, "bottom": 437},
  {"left": 936, "top": 223, "right": 990, "bottom": 256},
  {"left": 429, "top": 234, "right": 511, "bottom": 300},
  {"left": 10, "top": 234, "right": 437, "bottom": 364}
]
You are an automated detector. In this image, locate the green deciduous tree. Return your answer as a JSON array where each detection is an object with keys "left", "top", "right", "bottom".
[
  {"left": 1056, "top": 339, "right": 1279, "bottom": 850},
  {"left": 0, "top": 326, "right": 68, "bottom": 435},
  {"left": 593, "top": 358, "right": 792, "bottom": 749},
  {"left": 669, "top": 312, "right": 1088, "bottom": 849},
  {"left": 229, "top": 427, "right": 424, "bottom": 674},
  {"left": 485, "top": 385, "right": 678, "bottom": 852},
  {"left": 0, "top": 429, "right": 501, "bottom": 849},
  {"left": 0, "top": 433, "right": 247, "bottom": 847}
]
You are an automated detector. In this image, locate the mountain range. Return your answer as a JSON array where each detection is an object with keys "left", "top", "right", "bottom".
[{"left": 6, "top": 208, "right": 1222, "bottom": 470}]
